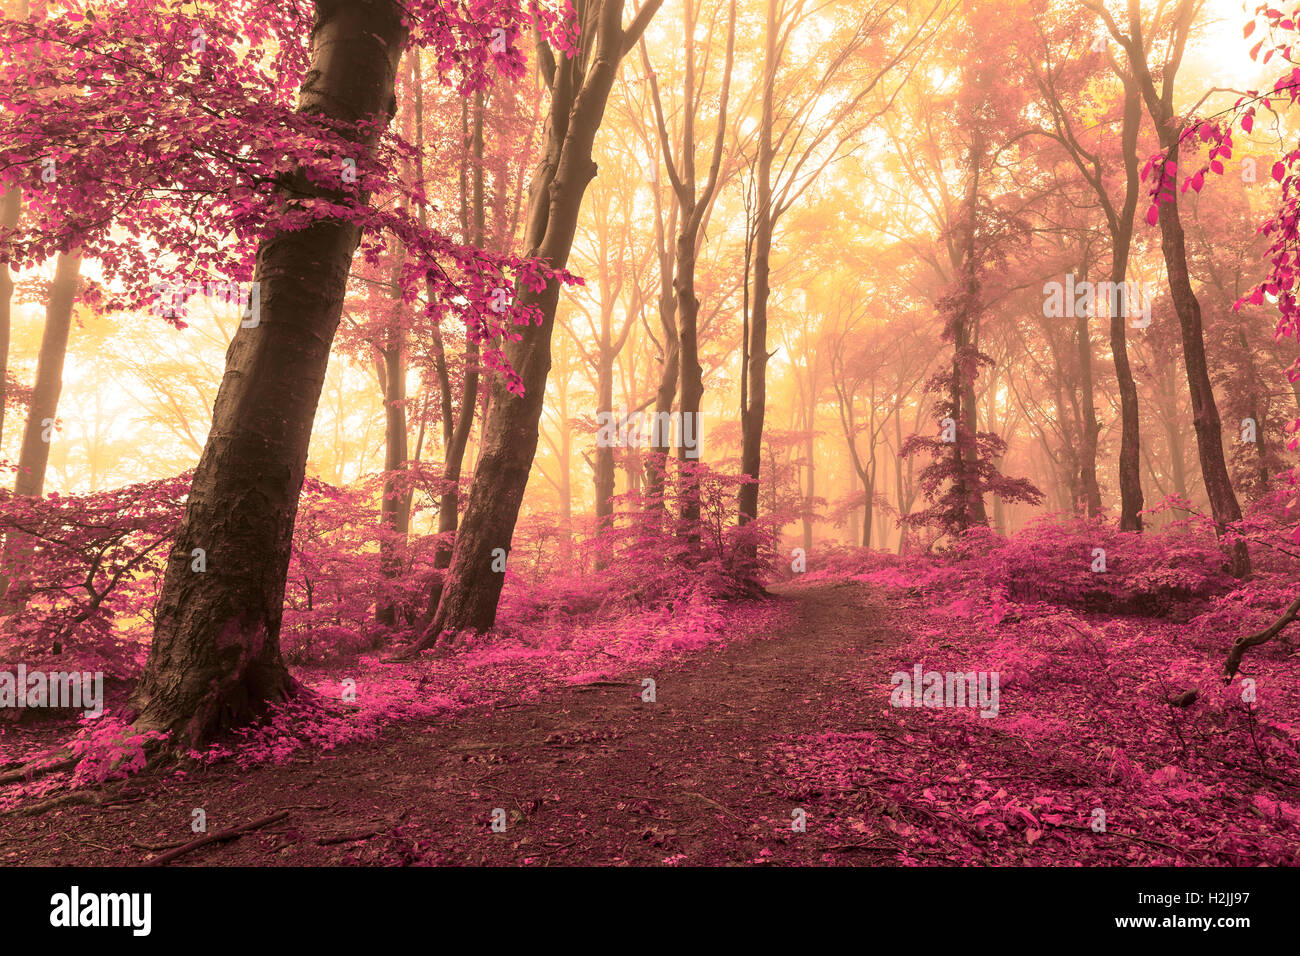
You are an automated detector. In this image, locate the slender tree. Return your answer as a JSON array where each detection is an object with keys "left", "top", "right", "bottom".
[
  {"left": 413, "top": 0, "right": 666, "bottom": 646},
  {"left": 1094, "top": 0, "right": 1248, "bottom": 574}
]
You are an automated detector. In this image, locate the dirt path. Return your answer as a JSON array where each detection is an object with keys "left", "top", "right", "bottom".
[{"left": 1, "top": 581, "right": 904, "bottom": 866}]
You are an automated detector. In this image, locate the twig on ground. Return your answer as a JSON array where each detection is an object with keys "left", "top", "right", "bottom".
[
  {"left": 1225, "top": 591, "right": 1300, "bottom": 678},
  {"left": 142, "top": 810, "right": 291, "bottom": 866}
]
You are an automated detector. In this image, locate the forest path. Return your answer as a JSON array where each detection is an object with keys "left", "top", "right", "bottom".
[{"left": 2, "top": 581, "right": 907, "bottom": 866}]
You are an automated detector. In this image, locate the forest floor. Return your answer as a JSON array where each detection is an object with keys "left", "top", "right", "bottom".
[
  {"left": 1, "top": 581, "right": 910, "bottom": 866},
  {"left": 1, "top": 579, "right": 1294, "bottom": 866}
]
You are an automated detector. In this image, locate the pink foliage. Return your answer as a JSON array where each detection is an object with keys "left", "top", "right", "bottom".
[{"left": 773, "top": 511, "right": 1300, "bottom": 865}]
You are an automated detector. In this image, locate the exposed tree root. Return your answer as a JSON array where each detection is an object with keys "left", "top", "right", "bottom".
[
  {"left": 0, "top": 753, "right": 75, "bottom": 785},
  {"left": 3, "top": 790, "right": 103, "bottom": 817},
  {"left": 1224, "top": 591, "right": 1300, "bottom": 678}
]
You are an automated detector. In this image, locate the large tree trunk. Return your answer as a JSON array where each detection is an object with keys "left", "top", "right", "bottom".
[
  {"left": 415, "top": 0, "right": 661, "bottom": 644},
  {"left": 129, "top": 0, "right": 409, "bottom": 746}
]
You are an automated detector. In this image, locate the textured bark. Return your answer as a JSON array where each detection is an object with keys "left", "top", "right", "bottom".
[
  {"left": 645, "top": 0, "right": 735, "bottom": 529},
  {"left": 643, "top": 194, "right": 678, "bottom": 507},
  {"left": 1, "top": 249, "right": 81, "bottom": 612},
  {"left": 1117, "top": 0, "right": 1245, "bottom": 569},
  {"left": 0, "top": 0, "right": 31, "bottom": 450},
  {"left": 0, "top": 186, "right": 17, "bottom": 450},
  {"left": 1035, "top": 28, "right": 1144, "bottom": 530},
  {"left": 1155, "top": 142, "right": 1248, "bottom": 575},
  {"left": 416, "top": 0, "right": 663, "bottom": 643},
  {"left": 1111, "top": 81, "right": 1145, "bottom": 531},
  {"left": 130, "top": 0, "right": 409, "bottom": 746},
  {"left": 419, "top": 79, "right": 482, "bottom": 624},
  {"left": 950, "top": 127, "right": 987, "bottom": 530},
  {"left": 594, "top": 342, "right": 616, "bottom": 525},
  {"left": 738, "top": 0, "right": 776, "bottom": 530},
  {"left": 12, "top": 250, "right": 80, "bottom": 499},
  {"left": 801, "top": 405, "right": 815, "bottom": 552},
  {"left": 375, "top": 331, "right": 408, "bottom": 627},
  {"left": 1075, "top": 275, "right": 1102, "bottom": 518}
]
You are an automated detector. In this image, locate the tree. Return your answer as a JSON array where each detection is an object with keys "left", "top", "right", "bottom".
[
  {"left": 0, "top": 0, "right": 569, "bottom": 745},
  {"left": 1027, "top": 5, "right": 1146, "bottom": 529},
  {"left": 0, "top": 249, "right": 81, "bottom": 609},
  {"left": 644, "top": 0, "right": 737, "bottom": 529},
  {"left": 738, "top": 0, "right": 953, "bottom": 534},
  {"left": 1093, "top": 0, "right": 1249, "bottom": 575},
  {"left": 413, "top": 0, "right": 666, "bottom": 648}
]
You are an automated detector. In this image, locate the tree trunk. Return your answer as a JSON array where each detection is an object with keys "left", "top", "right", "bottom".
[
  {"left": 675, "top": 229, "right": 704, "bottom": 527},
  {"left": 376, "top": 333, "right": 408, "bottom": 626},
  {"left": 1, "top": 249, "right": 80, "bottom": 610},
  {"left": 738, "top": 0, "right": 777, "bottom": 531},
  {"left": 643, "top": 188, "right": 678, "bottom": 509},
  {"left": 801, "top": 416, "right": 814, "bottom": 552},
  {"left": 594, "top": 331, "right": 616, "bottom": 529},
  {"left": 861, "top": 472, "right": 873, "bottom": 549},
  {"left": 1155, "top": 142, "right": 1249, "bottom": 576},
  {"left": 1124, "top": 0, "right": 1244, "bottom": 568},
  {"left": 644, "top": 0, "right": 735, "bottom": 530},
  {"left": 950, "top": 128, "right": 987, "bottom": 530},
  {"left": 420, "top": 82, "right": 482, "bottom": 625},
  {"left": 417, "top": 0, "right": 660, "bottom": 644},
  {"left": 1075, "top": 285, "right": 1102, "bottom": 517},
  {"left": 894, "top": 411, "right": 910, "bottom": 555},
  {"left": 0, "top": 186, "right": 17, "bottom": 451},
  {"left": 1111, "top": 81, "right": 1144, "bottom": 531},
  {"left": 129, "top": 0, "right": 409, "bottom": 746},
  {"left": 0, "top": 0, "right": 31, "bottom": 450},
  {"left": 644, "top": 280, "right": 678, "bottom": 507},
  {"left": 12, "top": 250, "right": 80, "bottom": 499}
]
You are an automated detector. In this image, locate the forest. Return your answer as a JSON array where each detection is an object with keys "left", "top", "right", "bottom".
[{"left": 0, "top": 0, "right": 1297, "bottom": 879}]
